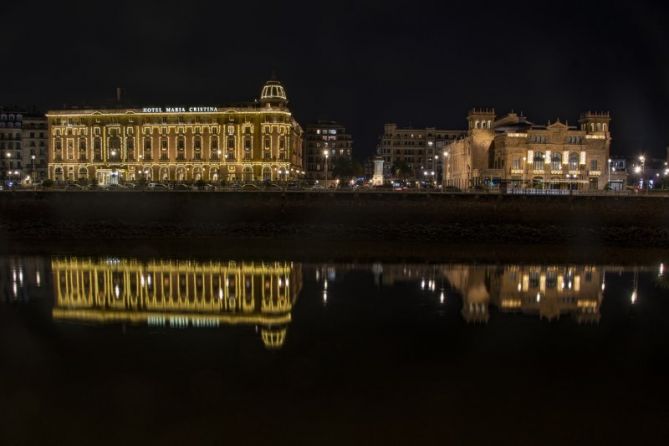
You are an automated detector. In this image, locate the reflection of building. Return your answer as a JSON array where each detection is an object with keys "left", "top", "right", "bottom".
[
  {"left": 0, "top": 256, "right": 50, "bottom": 303},
  {"left": 377, "top": 123, "right": 464, "bottom": 179},
  {"left": 1, "top": 109, "right": 48, "bottom": 185},
  {"left": 46, "top": 78, "right": 303, "bottom": 185},
  {"left": 364, "top": 262, "right": 605, "bottom": 323},
  {"left": 445, "top": 109, "right": 612, "bottom": 190},
  {"left": 51, "top": 258, "right": 302, "bottom": 349},
  {"left": 304, "top": 121, "right": 353, "bottom": 182},
  {"left": 454, "top": 264, "right": 604, "bottom": 323}
]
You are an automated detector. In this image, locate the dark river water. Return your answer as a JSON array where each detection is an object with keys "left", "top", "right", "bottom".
[{"left": 2, "top": 252, "right": 669, "bottom": 445}]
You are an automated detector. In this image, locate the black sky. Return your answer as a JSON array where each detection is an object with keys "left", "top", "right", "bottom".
[{"left": 3, "top": 0, "right": 669, "bottom": 159}]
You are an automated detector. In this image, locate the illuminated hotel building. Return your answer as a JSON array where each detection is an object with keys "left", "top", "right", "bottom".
[
  {"left": 51, "top": 257, "right": 302, "bottom": 349},
  {"left": 46, "top": 79, "right": 303, "bottom": 185},
  {"left": 445, "top": 109, "right": 611, "bottom": 190}
]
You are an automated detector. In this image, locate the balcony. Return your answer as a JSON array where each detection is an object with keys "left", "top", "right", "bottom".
[{"left": 160, "top": 154, "right": 169, "bottom": 161}]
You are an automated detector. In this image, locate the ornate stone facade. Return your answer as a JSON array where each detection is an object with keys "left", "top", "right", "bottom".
[{"left": 445, "top": 109, "right": 612, "bottom": 190}]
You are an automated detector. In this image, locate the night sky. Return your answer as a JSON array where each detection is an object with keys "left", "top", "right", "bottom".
[{"left": 3, "top": 0, "right": 669, "bottom": 160}]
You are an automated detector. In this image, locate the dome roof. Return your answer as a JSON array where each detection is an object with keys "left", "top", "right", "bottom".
[{"left": 260, "top": 79, "right": 287, "bottom": 104}]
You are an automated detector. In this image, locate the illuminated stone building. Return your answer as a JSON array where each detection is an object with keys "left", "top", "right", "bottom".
[
  {"left": 51, "top": 257, "right": 302, "bottom": 349},
  {"left": 0, "top": 109, "right": 48, "bottom": 185},
  {"left": 445, "top": 109, "right": 612, "bottom": 190},
  {"left": 304, "top": 121, "right": 353, "bottom": 182},
  {"left": 377, "top": 123, "right": 464, "bottom": 180},
  {"left": 46, "top": 79, "right": 303, "bottom": 185}
]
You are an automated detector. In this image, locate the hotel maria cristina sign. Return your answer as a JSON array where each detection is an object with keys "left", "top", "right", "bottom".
[{"left": 141, "top": 106, "right": 219, "bottom": 113}]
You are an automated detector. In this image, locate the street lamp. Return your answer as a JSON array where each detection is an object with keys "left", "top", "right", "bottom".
[
  {"left": 607, "top": 158, "right": 611, "bottom": 190},
  {"left": 31, "top": 154, "right": 36, "bottom": 184},
  {"left": 442, "top": 150, "right": 450, "bottom": 190},
  {"left": 323, "top": 149, "right": 329, "bottom": 188}
]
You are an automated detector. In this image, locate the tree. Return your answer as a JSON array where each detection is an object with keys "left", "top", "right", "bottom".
[
  {"left": 332, "top": 158, "right": 354, "bottom": 179},
  {"left": 391, "top": 160, "right": 412, "bottom": 179}
]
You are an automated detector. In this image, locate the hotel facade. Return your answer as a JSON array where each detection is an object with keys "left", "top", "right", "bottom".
[
  {"left": 444, "top": 109, "right": 612, "bottom": 190},
  {"left": 47, "top": 79, "right": 303, "bottom": 185}
]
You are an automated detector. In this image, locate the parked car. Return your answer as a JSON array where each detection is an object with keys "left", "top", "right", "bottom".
[
  {"left": 241, "top": 183, "right": 259, "bottom": 191},
  {"left": 148, "top": 182, "right": 169, "bottom": 190},
  {"left": 65, "top": 183, "right": 85, "bottom": 191}
]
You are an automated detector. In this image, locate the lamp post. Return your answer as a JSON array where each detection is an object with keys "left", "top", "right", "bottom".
[
  {"left": 522, "top": 156, "right": 526, "bottom": 189},
  {"left": 31, "top": 154, "right": 36, "bottom": 185},
  {"left": 607, "top": 158, "right": 611, "bottom": 191},
  {"left": 323, "top": 149, "right": 329, "bottom": 188},
  {"left": 442, "top": 150, "right": 450, "bottom": 190}
]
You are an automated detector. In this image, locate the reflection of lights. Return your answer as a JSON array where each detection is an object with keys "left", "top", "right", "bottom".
[
  {"left": 140, "top": 275, "right": 145, "bottom": 286},
  {"left": 601, "top": 281, "right": 605, "bottom": 291},
  {"left": 536, "top": 292, "right": 541, "bottom": 303},
  {"left": 439, "top": 290, "right": 445, "bottom": 304},
  {"left": 567, "top": 281, "right": 572, "bottom": 289},
  {"left": 322, "top": 290, "right": 327, "bottom": 304},
  {"left": 517, "top": 282, "right": 522, "bottom": 292},
  {"left": 224, "top": 278, "right": 229, "bottom": 287},
  {"left": 18, "top": 270, "right": 23, "bottom": 284},
  {"left": 285, "top": 278, "right": 290, "bottom": 287},
  {"left": 315, "top": 270, "right": 320, "bottom": 281},
  {"left": 12, "top": 270, "right": 16, "bottom": 281},
  {"left": 324, "top": 279, "right": 328, "bottom": 290},
  {"left": 278, "top": 278, "right": 283, "bottom": 287},
  {"left": 12, "top": 282, "right": 18, "bottom": 297},
  {"left": 147, "top": 275, "right": 152, "bottom": 286},
  {"left": 36, "top": 271, "right": 41, "bottom": 287},
  {"left": 218, "top": 287, "right": 223, "bottom": 300},
  {"left": 631, "top": 291, "right": 637, "bottom": 304},
  {"left": 114, "top": 285, "right": 120, "bottom": 298},
  {"left": 660, "top": 263, "right": 665, "bottom": 277},
  {"left": 420, "top": 279, "right": 425, "bottom": 290}
]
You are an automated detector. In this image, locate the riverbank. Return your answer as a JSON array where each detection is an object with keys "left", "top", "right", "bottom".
[{"left": 1, "top": 191, "right": 668, "bottom": 247}]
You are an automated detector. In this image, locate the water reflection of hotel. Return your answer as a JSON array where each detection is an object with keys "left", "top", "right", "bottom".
[{"left": 51, "top": 258, "right": 302, "bottom": 349}]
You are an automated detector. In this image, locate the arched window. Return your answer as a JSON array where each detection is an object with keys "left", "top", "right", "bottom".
[
  {"left": 264, "top": 136, "right": 271, "bottom": 150},
  {"left": 533, "top": 151, "right": 545, "bottom": 170},
  {"left": 551, "top": 152, "right": 562, "bottom": 170},
  {"left": 78, "top": 167, "right": 88, "bottom": 179},
  {"left": 177, "top": 135, "right": 185, "bottom": 151},
  {"left": 475, "top": 120, "right": 480, "bottom": 129},
  {"left": 108, "top": 134, "right": 121, "bottom": 160},
  {"left": 262, "top": 166, "right": 271, "bottom": 181},
  {"left": 569, "top": 152, "right": 579, "bottom": 170},
  {"left": 602, "top": 123, "right": 607, "bottom": 131},
  {"left": 243, "top": 166, "right": 253, "bottom": 182},
  {"left": 54, "top": 167, "right": 64, "bottom": 181},
  {"left": 227, "top": 136, "right": 235, "bottom": 160},
  {"left": 596, "top": 123, "right": 602, "bottom": 131}
]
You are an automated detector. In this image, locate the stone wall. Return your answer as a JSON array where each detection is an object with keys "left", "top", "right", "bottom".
[{"left": 1, "top": 191, "right": 668, "bottom": 246}]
